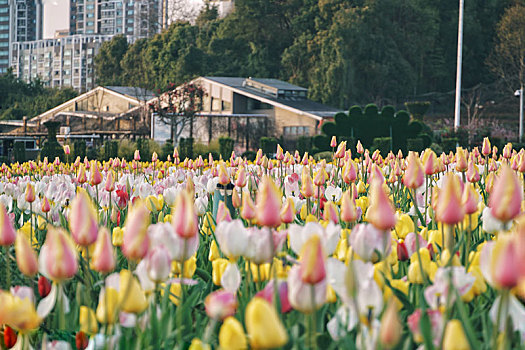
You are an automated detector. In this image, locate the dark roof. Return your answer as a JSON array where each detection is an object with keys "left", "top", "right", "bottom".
[
  {"left": 203, "top": 77, "right": 341, "bottom": 118},
  {"left": 105, "top": 86, "right": 156, "bottom": 101}
]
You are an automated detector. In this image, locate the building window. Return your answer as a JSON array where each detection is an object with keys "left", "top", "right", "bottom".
[
  {"left": 283, "top": 126, "right": 309, "bottom": 136},
  {"left": 247, "top": 98, "right": 273, "bottom": 110},
  {"left": 221, "top": 100, "right": 231, "bottom": 110},
  {"left": 211, "top": 98, "right": 221, "bottom": 111}
]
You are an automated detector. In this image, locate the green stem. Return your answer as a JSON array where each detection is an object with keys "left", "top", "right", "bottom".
[{"left": 309, "top": 284, "right": 317, "bottom": 349}]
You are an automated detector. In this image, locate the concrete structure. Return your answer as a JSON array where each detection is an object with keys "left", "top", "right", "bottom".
[
  {"left": 0, "top": 0, "right": 42, "bottom": 73},
  {"left": 10, "top": 34, "right": 113, "bottom": 91},
  {"left": 153, "top": 76, "right": 341, "bottom": 150}
]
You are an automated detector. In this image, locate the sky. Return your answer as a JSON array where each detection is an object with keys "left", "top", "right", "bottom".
[{"left": 42, "top": 0, "right": 69, "bottom": 39}]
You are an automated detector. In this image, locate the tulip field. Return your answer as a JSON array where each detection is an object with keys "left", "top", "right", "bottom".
[{"left": 0, "top": 138, "right": 525, "bottom": 350}]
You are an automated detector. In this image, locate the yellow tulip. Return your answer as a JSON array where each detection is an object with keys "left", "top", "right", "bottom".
[
  {"left": 145, "top": 194, "right": 164, "bottom": 212},
  {"left": 438, "top": 249, "right": 461, "bottom": 267},
  {"left": 245, "top": 298, "right": 288, "bottom": 349},
  {"left": 209, "top": 240, "right": 221, "bottom": 261},
  {"left": 189, "top": 338, "right": 211, "bottom": 350},
  {"left": 408, "top": 248, "right": 437, "bottom": 284},
  {"left": 79, "top": 306, "right": 98, "bottom": 334},
  {"left": 0, "top": 291, "right": 42, "bottom": 331},
  {"left": 202, "top": 212, "right": 215, "bottom": 236},
  {"left": 219, "top": 317, "right": 247, "bottom": 350},
  {"left": 112, "top": 227, "right": 124, "bottom": 247},
  {"left": 172, "top": 255, "right": 197, "bottom": 278},
  {"left": 326, "top": 285, "right": 337, "bottom": 303},
  {"left": 394, "top": 214, "right": 414, "bottom": 239},
  {"left": 246, "top": 262, "right": 270, "bottom": 282},
  {"left": 118, "top": 270, "right": 148, "bottom": 314},
  {"left": 355, "top": 196, "right": 369, "bottom": 213},
  {"left": 96, "top": 288, "right": 119, "bottom": 324},
  {"left": 442, "top": 320, "right": 470, "bottom": 350},
  {"left": 212, "top": 259, "right": 230, "bottom": 286}
]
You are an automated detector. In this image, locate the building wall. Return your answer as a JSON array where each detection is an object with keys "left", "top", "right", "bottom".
[
  {"left": 0, "top": 0, "right": 9, "bottom": 73},
  {"left": 273, "top": 106, "right": 319, "bottom": 138}
]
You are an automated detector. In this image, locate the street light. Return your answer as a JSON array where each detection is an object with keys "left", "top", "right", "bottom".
[
  {"left": 454, "top": 0, "right": 465, "bottom": 131},
  {"left": 516, "top": 86, "right": 524, "bottom": 143}
]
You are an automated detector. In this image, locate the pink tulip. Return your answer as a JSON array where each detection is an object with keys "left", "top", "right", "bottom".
[
  {"left": 466, "top": 158, "right": 480, "bottom": 183},
  {"left": 105, "top": 171, "right": 115, "bottom": 192},
  {"left": 287, "top": 265, "right": 327, "bottom": 313},
  {"left": 134, "top": 150, "right": 141, "bottom": 161},
  {"left": 255, "top": 177, "right": 282, "bottom": 228},
  {"left": 350, "top": 223, "right": 392, "bottom": 262},
  {"left": 25, "top": 183, "right": 35, "bottom": 203},
  {"left": 435, "top": 174, "right": 465, "bottom": 225},
  {"left": 482, "top": 137, "right": 491, "bottom": 156},
  {"left": 323, "top": 201, "right": 339, "bottom": 224},
  {"left": 122, "top": 201, "right": 151, "bottom": 261},
  {"left": 90, "top": 161, "right": 102, "bottom": 186},
  {"left": 69, "top": 188, "right": 98, "bottom": 246},
  {"left": 39, "top": 227, "right": 78, "bottom": 282},
  {"left": 342, "top": 160, "right": 357, "bottom": 184},
  {"left": 403, "top": 152, "right": 424, "bottom": 189},
  {"left": 216, "top": 201, "right": 233, "bottom": 223},
  {"left": 92, "top": 228, "right": 116, "bottom": 273},
  {"left": 340, "top": 190, "right": 357, "bottom": 223},
  {"left": 299, "top": 235, "right": 326, "bottom": 284},
  {"left": 15, "top": 233, "right": 38, "bottom": 276},
  {"left": 280, "top": 197, "right": 296, "bottom": 224},
  {"left": 205, "top": 290, "right": 237, "bottom": 320},
  {"left": 367, "top": 178, "right": 397, "bottom": 231},
  {"left": 489, "top": 164, "right": 523, "bottom": 222},
  {"left": 172, "top": 190, "right": 199, "bottom": 238},
  {"left": 41, "top": 196, "right": 51, "bottom": 213},
  {"left": 334, "top": 141, "right": 346, "bottom": 159},
  {"left": 256, "top": 279, "right": 292, "bottom": 313},
  {"left": 0, "top": 203, "right": 16, "bottom": 246},
  {"left": 77, "top": 164, "right": 87, "bottom": 184}
]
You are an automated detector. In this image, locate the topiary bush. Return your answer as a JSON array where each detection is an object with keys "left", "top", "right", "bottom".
[
  {"left": 104, "top": 140, "right": 118, "bottom": 160},
  {"left": 242, "top": 150, "right": 257, "bottom": 161},
  {"left": 179, "top": 137, "right": 194, "bottom": 159},
  {"left": 218, "top": 136, "right": 235, "bottom": 160},
  {"left": 73, "top": 140, "right": 86, "bottom": 160},
  {"left": 296, "top": 136, "right": 312, "bottom": 155},
  {"left": 13, "top": 141, "right": 26, "bottom": 162},
  {"left": 260, "top": 137, "right": 278, "bottom": 157},
  {"left": 372, "top": 137, "right": 392, "bottom": 157},
  {"left": 405, "top": 101, "right": 431, "bottom": 120},
  {"left": 161, "top": 139, "right": 174, "bottom": 161},
  {"left": 40, "top": 121, "right": 65, "bottom": 161},
  {"left": 407, "top": 138, "right": 424, "bottom": 152}
]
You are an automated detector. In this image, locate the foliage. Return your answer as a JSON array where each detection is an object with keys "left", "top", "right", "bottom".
[
  {"left": 0, "top": 71, "right": 77, "bottom": 120},
  {"left": 73, "top": 140, "right": 87, "bottom": 160},
  {"left": 118, "top": 139, "right": 137, "bottom": 160},
  {"left": 40, "top": 122, "right": 65, "bottom": 161},
  {"left": 218, "top": 136, "right": 234, "bottom": 160},
  {"left": 94, "top": 35, "right": 129, "bottom": 86},
  {"left": 92, "top": 0, "right": 512, "bottom": 108},
  {"left": 260, "top": 137, "right": 278, "bottom": 156},
  {"left": 296, "top": 136, "right": 312, "bottom": 155},
  {"left": 13, "top": 142, "right": 25, "bottom": 162},
  {"left": 405, "top": 101, "right": 431, "bottom": 120},
  {"left": 103, "top": 141, "right": 119, "bottom": 160},
  {"left": 372, "top": 137, "right": 392, "bottom": 157},
  {"left": 161, "top": 139, "right": 174, "bottom": 161}
]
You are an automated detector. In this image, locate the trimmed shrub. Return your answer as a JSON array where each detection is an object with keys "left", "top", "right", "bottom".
[
  {"left": 219, "top": 136, "right": 235, "bottom": 160},
  {"left": 40, "top": 121, "right": 65, "bottom": 161},
  {"left": 407, "top": 138, "right": 424, "bottom": 152},
  {"left": 296, "top": 136, "right": 312, "bottom": 155},
  {"left": 242, "top": 150, "right": 257, "bottom": 161},
  {"left": 441, "top": 138, "right": 458, "bottom": 153},
  {"left": 73, "top": 140, "right": 86, "bottom": 160},
  {"left": 260, "top": 137, "right": 278, "bottom": 156},
  {"left": 13, "top": 141, "right": 26, "bottom": 162},
  {"left": 372, "top": 137, "right": 392, "bottom": 157}
]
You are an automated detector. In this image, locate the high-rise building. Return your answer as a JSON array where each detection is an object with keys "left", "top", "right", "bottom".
[
  {"left": 0, "top": 0, "right": 42, "bottom": 73},
  {"left": 10, "top": 34, "right": 112, "bottom": 91}
]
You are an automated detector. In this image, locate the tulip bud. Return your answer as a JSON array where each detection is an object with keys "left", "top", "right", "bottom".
[
  {"left": 134, "top": 150, "right": 140, "bottom": 161},
  {"left": 105, "top": 171, "right": 115, "bottom": 192},
  {"left": 205, "top": 290, "right": 237, "bottom": 320},
  {"left": 403, "top": 152, "right": 424, "bottom": 189},
  {"left": 379, "top": 299, "right": 402, "bottom": 349},
  {"left": 462, "top": 184, "right": 479, "bottom": 215},
  {"left": 172, "top": 190, "right": 199, "bottom": 238},
  {"left": 356, "top": 140, "right": 364, "bottom": 154},
  {"left": 90, "top": 160, "right": 102, "bottom": 186},
  {"left": 323, "top": 201, "right": 339, "bottom": 223},
  {"left": 342, "top": 159, "right": 357, "bottom": 184},
  {"left": 235, "top": 166, "right": 247, "bottom": 188},
  {"left": 301, "top": 169, "right": 314, "bottom": 198},
  {"left": 334, "top": 141, "right": 346, "bottom": 158},
  {"left": 240, "top": 192, "right": 256, "bottom": 221},
  {"left": 466, "top": 158, "right": 480, "bottom": 183},
  {"left": 276, "top": 144, "right": 284, "bottom": 160},
  {"left": 76, "top": 331, "right": 89, "bottom": 350},
  {"left": 245, "top": 298, "right": 289, "bottom": 349},
  {"left": 435, "top": 174, "right": 465, "bottom": 225},
  {"left": 489, "top": 164, "right": 523, "bottom": 222},
  {"left": 92, "top": 228, "right": 116, "bottom": 273},
  {"left": 219, "top": 316, "right": 248, "bottom": 350},
  {"left": 422, "top": 149, "right": 437, "bottom": 176},
  {"left": 442, "top": 320, "right": 470, "bottom": 350},
  {"left": 122, "top": 201, "right": 150, "bottom": 261},
  {"left": 340, "top": 190, "right": 357, "bottom": 223},
  {"left": 482, "top": 137, "right": 491, "bottom": 156},
  {"left": 79, "top": 306, "right": 98, "bottom": 335},
  {"left": 77, "top": 164, "right": 87, "bottom": 184},
  {"left": 39, "top": 227, "right": 79, "bottom": 282},
  {"left": 455, "top": 147, "right": 468, "bottom": 172},
  {"left": 3, "top": 326, "right": 17, "bottom": 349},
  {"left": 69, "top": 188, "right": 99, "bottom": 246},
  {"left": 255, "top": 176, "right": 282, "bottom": 227},
  {"left": 280, "top": 197, "right": 295, "bottom": 224},
  {"left": 299, "top": 235, "right": 326, "bottom": 284},
  {"left": 64, "top": 145, "right": 71, "bottom": 155},
  {"left": 367, "top": 179, "right": 397, "bottom": 230},
  {"left": 232, "top": 188, "right": 241, "bottom": 209},
  {"left": 15, "top": 233, "right": 38, "bottom": 276},
  {"left": 41, "top": 196, "right": 51, "bottom": 213},
  {"left": 38, "top": 276, "right": 51, "bottom": 297},
  {"left": 25, "top": 183, "right": 35, "bottom": 203},
  {"left": 218, "top": 162, "right": 230, "bottom": 186},
  {"left": 0, "top": 203, "right": 16, "bottom": 246}
]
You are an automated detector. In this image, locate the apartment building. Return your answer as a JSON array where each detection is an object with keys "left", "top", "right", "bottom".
[{"left": 10, "top": 34, "right": 112, "bottom": 91}]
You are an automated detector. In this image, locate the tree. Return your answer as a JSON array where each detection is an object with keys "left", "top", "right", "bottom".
[
  {"left": 488, "top": 3, "right": 525, "bottom": 91},
  {"left": 94, "top": 35, "right": 129, "bottom": 86}
]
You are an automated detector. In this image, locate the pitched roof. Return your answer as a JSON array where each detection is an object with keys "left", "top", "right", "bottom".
[
  {"left": 201, "top": 77, "right": 341, "bottom": 119},
  {"left": 104, "top": 86, "right": 156, "bottom": 101}
]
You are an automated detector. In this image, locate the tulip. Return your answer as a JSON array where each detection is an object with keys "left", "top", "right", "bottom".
[
  {"left": 334, "top": 141, "right": 346, "bottom": 158},
  {"left": 105, "top": 171, "right": 115, "bottom": 192},
  {"left": 350, "top": 223, "right": 392, "bottom": 262},
  {"left": 63, "top": 145, "right": 70, "bottom": 155},
  {"left": 25, "top": 183, "right": 35, "bottom": 203},
  {"left": 462, "top": 184, "right": 479, "bottom": 215},
  {"left": 442, "top": 320, "right": 470, "bottom": 350},
  {"left": 300, "top": 235, "right": 326, "bottom": 284},
  {"left": 3, "top": 326, "right": 17, "bottom": 348},
  {"left": 92, "top": 228, "right": 116, "bottom": 273},
  {"left": 235, "top": 166, "right": 247, "bottom": 187},
  {"left": 219, "top": 316, "right": 247, "bottom": 350},
  {"left": 255, "top": 176, "right": 282, "bottom": 227},
  {"left": 245, "top": 297, "right": 288, "bottom": 349},
  {"left": 79, "top": 306, "right": 98, "bottom": 334},
  {"left": 96, "top": 287, "right": 119, "bottom": 324},
  {"left": 367, "top": 179, "right": 397, "bottom": 231},
  {"left": 134, "top": 150, "right": 140, "bottom": 161},
  {"left": 403, "top": 152, "right": 424, "bottom": 189},
  {"left": 466, "top": 158, "right": 480, "bottom": 183},
  {"left": 342, "top": 159, "right": 357, "bottom": 184},
  {"left": 256, "top": 279, "right": 292, "bottom": 313},
  {"left": 340, "top": 190, "right": 357, "bottom": 223},
  {"left": 435, "top": 174, "right": 465, "bottom": 225},
  {"left": 482, "top": 137, "right": 491, "bottom": 156},
  {"left": 76, "top": 332, "right": 89, "bottom": 350},
  {"left": 379, "top": 299, "right": 402, "bottom": 349},
  {"left": 287, "top": 265, "right": 327, "bottom": 313},
  {"left": 357, "top": 140, "right": 364, "bottom": 154},
  {"left": 215, "top": 220, "right": 249, "bottom": 260},
  {"left": 0, "top": 203, "right": 16, "bottom": 246},
  {"left": 205, "top": 289, "right": 237, "bottom": 320},
  {"left": 455, "top": 147, "right": 468, "bottom": 172},
  {"left": 276, "top": 144, "right": 284, "bottom": 160},
  {"left": 172, "top": 190, "right": 199, "bottom": 238},
  {"left": 0, "top": 290, "right": 42, "bottom": 331},
  {"left": 15, "top": 233, "right": 38, "bottom": 277},
  {"left": 41, "top": 196, "right": 51, "bottom": 213},
  {"left": 38, "top": 276, "right": 51, "bottom": 297},
  {"left": 69, "top": 188, "right": 98, "bottom": 246},
  {"left": 488, "top": 164, "right": 523, "bottom": 222},
  {"left": 146, "top": 246, "right": 172, "bottom": 283},
  {"left": 280, "top": 197, "right": 295, "bottom": 224},
  {"left": 122, "top": 201, "right": 150, "bottom": 261},
  {"left": 301, "top": 170, "right": 314, "bottom": 198},
  {"left": 118, "top": 269, "right": 148, "bottom": 314},
  {"left": 89, "top": 160, "right": 102, "bottom": 186},
  {"left": 39, "top": 227, "right": 78, "bottom": 282},
  {"left": 218, "top": 162, "right": 230, "bottom": 185}
]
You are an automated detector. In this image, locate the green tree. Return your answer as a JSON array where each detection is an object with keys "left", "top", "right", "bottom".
[{"left": 94, "top": 35, "right": 129, "bottom": 86}]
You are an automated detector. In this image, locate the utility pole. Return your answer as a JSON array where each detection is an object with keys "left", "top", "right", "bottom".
[
  {"left": 454, "top": 0, "right": 465, "bottom": 131},
  {"left": 517, "top": 85, "right": 524, "bottom": 143}
]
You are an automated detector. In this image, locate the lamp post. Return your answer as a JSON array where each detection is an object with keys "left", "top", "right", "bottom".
[
  {"left": 454, "top": 0, "right": 465, "bottom": 131},
  {"left": 516, "top": 86, "right": 524, "bottom": 143}
]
